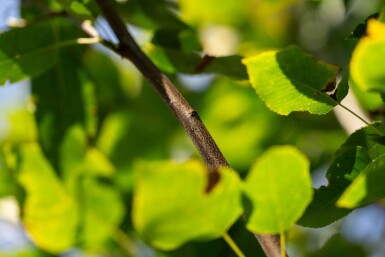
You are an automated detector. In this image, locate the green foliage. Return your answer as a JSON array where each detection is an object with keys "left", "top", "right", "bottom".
[
  {"left": 0, "top": 19, "right": 77, "bottom": 84},
  {"left": 351, "top": 19, "right": 385, "bottom": 93},
  {"left": 300, "top": 123, "right": 385, "bottom": 227},
  {"left": 18, "top": 143, "right": 78, "bottom": 253},
  {"left": 243, "top": 45, "right": 340, "bottom": 115},
  {"left": 308, "top": 234, "right": 366, "bottom": 257},
  {"left": 244, "top": 146, "right": 312, "bottom": 233},
  {"left": 2, "top": 0, "right": 385, "bottom": 257},
  {"left": 132, "top": 160, "right": 242, "bottom": 250}
]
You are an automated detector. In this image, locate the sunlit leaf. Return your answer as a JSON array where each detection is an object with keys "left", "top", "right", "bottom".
[
  {"left": 243, "top": 45, "right": 339, "bottom": 115},
  {"left": 0, "top": 109, "right": 37, "bottom": 145},
  {"left": 133, "top": 160, "right": 242, "bottom": 250},
  {"left": 244, "top": 146, "right": 312, "bottom": 233},
  {"left": 350, "top": 19, "right": 385, "bottom": 93},
  {"left": 18, "top": 143, "right": 78, "bottom": 253}
]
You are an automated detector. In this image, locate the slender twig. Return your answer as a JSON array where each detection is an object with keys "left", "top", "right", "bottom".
[
  {"left": 93, "top": 1, "right": 287, "bottom": 256},
  {"left": 95, "top": 0, "right": 226, "bottom": 191}
]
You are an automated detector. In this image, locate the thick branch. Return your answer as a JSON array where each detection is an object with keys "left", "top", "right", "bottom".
[{"left": 94, "top": 0, "right": 287, "bottom": 256}]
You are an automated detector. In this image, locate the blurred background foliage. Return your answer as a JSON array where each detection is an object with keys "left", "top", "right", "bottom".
[{"left": 1, "top": 0, "right": 385, "bottom": 257}]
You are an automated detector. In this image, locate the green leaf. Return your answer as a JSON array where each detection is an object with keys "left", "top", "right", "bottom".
[
  {"left": 18, "top": 143, "right": 78, "bottom": 253},
  {"left": 348, "top": 13, "right": 379, "bottom": 39},
  {"left": 349, "top": 73, "right": 383, "bottom": 111},
  {"left": 0, "top": 21, "right": 59, "bottom": 84},
  {"left": 60, "top": 125, "right": 124, "bottom": 247},
  {"left": 335, "top": 68, "right": 349, "bottom": 102},
  {"left": 298, "top": 146, "right": 371, "bottom": 227},
  {"left": 308, "top": 234, "right": 366, "bottom": 257},
  {"left": 32, "top": 21, "right": 89, "bottom": 169},
  {"left": 151, "top": 27, "right": 201, "bottom": 52},
  {"left": 243, "top": 45, "right": 340, "bottom": 115},
  {"left": 147, "top": 46, "right": 247, "bottom": 80},
  {"left": 204, "top": 56, "right": 248, "bottom": 80},
  {"left": 83, "top": 49, "right": 128, "bottom": 119},
  {"left": 299, "top": 122, "right": 385, "bottom": 227},
  {"left": 350, "top": 19, "right": 385, "bottom": 93},
  {"left": 60, "top": 125, "right": 114, "bottom": 183},
  {"left": 337, "top": 149, "right": 385, "bottom": 208},
  {"left": 80, "top": 177, "right": 125, "bottom": 247},
  {"left": 115, "top": 0, "right": 188, "bottom": 30},
  {"left": 244, "top": 146, "right": 312, "bottom": 233},
  {"left": 0, "top": 109, "right": 37, "bottom": 145},
  {"left": 132, "top": 160, "right": 242, "bottom": 250},
  {"left": 0, "top": 147, "right": 15, "bottom": 197},
  {"left": 57, "top": 0, "right": 96, "bottom": 19},
  {"left": 336, "top": 123, "right": 385, "bottom": 208}
]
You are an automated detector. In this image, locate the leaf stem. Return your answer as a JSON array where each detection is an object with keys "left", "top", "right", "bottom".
[
  {"left": 280, "top": 232, "right": 286, "bottom": 257},
  {"left": 223, "top": 233, "right": 246, "bottom": 257},
  {"left": 111, "top": 228, "right": 135, "bottom": 257},
  {"left": 338, "top": 103, "right": 385, "bottom": 135}
]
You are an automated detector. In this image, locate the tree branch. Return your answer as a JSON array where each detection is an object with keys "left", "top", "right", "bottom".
[{"left": 94, "top": 0, "right": 288, "bottom": 256}]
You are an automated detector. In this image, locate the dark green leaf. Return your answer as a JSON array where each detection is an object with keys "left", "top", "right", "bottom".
[
  {"left": 151, "top": 27, "right": 201, "bottom": 52},
  {"left": 32, "top": 21, "right": 90, "bottom": 170},
  {"left": 0, "top": 20, "right": 77, "bottom": 84},
  {"left": 335, "top": 68, "right": 349, "bottom": 102},
  {"left": 299, "top": 122, "right": 385, "bottom": 227},
  {"left": 114, "top": 0, "right": 189, "bottom": 30},
  {"left": 308, "top": 234, "right": 366, "bottom": 257},
  {"left": 348, "top": 13, "right": 379, "bottom": 39},
  {"left": 148, "top": 46, "right": 247, "bottom": 80}
]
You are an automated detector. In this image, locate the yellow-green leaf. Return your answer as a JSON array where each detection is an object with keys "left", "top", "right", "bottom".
[
  {"left": 244, "top": 146, "right": 312, "bottom": 233},
  {"left": 351, "top": 19, "right": 385, "bottom": 93},
  {"left": 18, "top": 143, "right": 78, "bottom": 253},
  {"left": 133, "top": 160, "right": 242, "bottom": 250}
]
